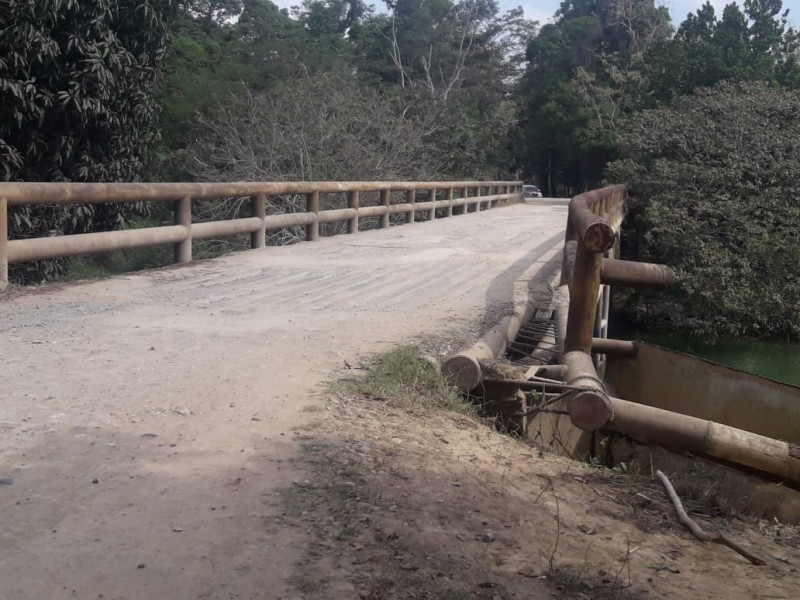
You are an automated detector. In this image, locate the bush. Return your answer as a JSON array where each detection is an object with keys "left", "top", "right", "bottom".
[{"left": 607, "top": 81, "right": 800, "bottom": 338}]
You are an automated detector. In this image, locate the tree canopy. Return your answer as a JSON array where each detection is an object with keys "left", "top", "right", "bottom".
[{"left": 1, "top": 0, "right": 175, "bottom": 281}]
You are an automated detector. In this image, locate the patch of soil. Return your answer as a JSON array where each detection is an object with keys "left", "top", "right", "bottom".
[{"left": 279, "top": 394, "right": 800, "bottom": 599}]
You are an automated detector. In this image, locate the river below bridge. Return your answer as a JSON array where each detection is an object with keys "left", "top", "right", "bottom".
[{"left": 623, "top": 330, "right": 800, "bottom": 387}]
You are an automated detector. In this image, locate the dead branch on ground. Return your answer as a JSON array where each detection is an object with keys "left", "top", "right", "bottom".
[{"left": 655, "top": 470, "right": 765, "bottom": 566}]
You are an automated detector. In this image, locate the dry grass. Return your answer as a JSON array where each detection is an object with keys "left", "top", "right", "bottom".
[{"left": 333, "top": 346, "right": 476, "bottom": 416}]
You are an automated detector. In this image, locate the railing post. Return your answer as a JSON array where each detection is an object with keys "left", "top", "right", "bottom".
[
  {"left": 446, "top": 188, "right": 454, "bottom": 217},
  {"left": 306, "top": 191, "right": 319, "bottom": 241},
  {"left": 348, "top": 190, "right": 359, "bottom": 234},
  {"left": 380, "top": 189, "right": 391, "bottom": 228},
  {"left": 406, "top": 189, "right": 415, "bottom": 223},
  {"left": 565, "top": 242, "right": 603, "bottom": 354},
  {"left": 251, "top": 193, "right": 265, "bottom": 249},
  {"left": 475, "top": 186, "right": 482, "bottom": 212},
  {"left": 174, "top": 194, "right": 192, "bottom": 264},
  {"left": 0, "top": 196, "right": 8, "bottom": 290},
  {"left": 428, "top": 189, "right": 436, "bottom": 220}
]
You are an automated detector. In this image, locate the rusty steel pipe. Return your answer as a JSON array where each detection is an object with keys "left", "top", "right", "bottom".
[
  {"left": 356, "top": 205, "right": 390, "bottom": 218},
  {"left": 174, "top": 195, "right": 192, "bottom": 263},
  {"left": 568, "top": 196, "right": 617, "bottom": 253},
  {"left": 251, "top": 194, "right": 266, "bottom": 249},
  {"left": 563, "top": 350, "right": 614, "bottom": 430},
  {"left": 316, "top": 208, "right": 358, "bottom": 224},
  {"left": 191, "top": 217, "right": 265, "bottom": 240},
  {"left": 601, "top": 258, "right": 675, "bottom": 289},
  {"left": 1, "top": 181, "right": 521, "bottom": 280},
  {"left": 534, "top": 364, "right": 568, "bottom": 380},
  {"left": 306, "top": 191, "right": 320, "bottom": 241},
  {"left": 406, "top": 189, "right": 416, "bottom": 224},
  {"left": 388, "top": 203, "right": 415, "bottom": 215},
  {"left": 380, "top": 189, "right": 391, "bottom": 228},
  {"left": 265, "top": 212, "right": 317, "bottom": 230},
  {"left": 564, "top": 242, "right": 603, "bottom": 354},
  {"left": 591, "top": 338, "right": 638, "bottom": 357},
  {"left": 348, "top": 190, "right": 360, "bottom": 234},
  {"left": 0, "top": 196, "right": 7, "bottom": 290},
  {"left": 480, "top": 378, "right": 580, "bottom": 393},
  {"left": 410, "top": 200, "right": 436, "bottom": 212},
  {"left": 8, "top": 225, "right": 189, "bottom": 263},
  {"left": 606, "top": 396, "right": 800, "bottom": 485},
  {"left": 0, "top": 181, "right": 522, "bottom": 205}
]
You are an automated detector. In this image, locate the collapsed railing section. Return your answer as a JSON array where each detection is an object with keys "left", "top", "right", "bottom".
[{"left": 0, "top": 180, "right": 522, "bottom": 289}]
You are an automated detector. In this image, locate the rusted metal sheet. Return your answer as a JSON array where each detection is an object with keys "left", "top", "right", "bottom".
[{"left": 606, "top": 342, "right": 800, "bottom": 445}]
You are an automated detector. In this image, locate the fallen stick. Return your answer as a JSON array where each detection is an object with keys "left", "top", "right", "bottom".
[{"left": 655, "top": 469, "right": 765, "bottom": 566}]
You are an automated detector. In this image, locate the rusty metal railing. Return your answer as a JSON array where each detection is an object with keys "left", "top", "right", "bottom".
[
  {"left": 0, "top": 180, "right": 522, "bottom": 289},
  {"left": 560, "top": 185, "right": 675, "bottom": 431},
  {"left": 443, "top": 185, "right": 800, "bottom": 485}
]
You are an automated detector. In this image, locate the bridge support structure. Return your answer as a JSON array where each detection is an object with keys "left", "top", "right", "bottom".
[{"left": 444, "top": 184, "right": 800, "bottom": 487}]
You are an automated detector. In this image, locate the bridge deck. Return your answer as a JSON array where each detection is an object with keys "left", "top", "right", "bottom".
[{"left": 0, "top": 200, "right": 567, "bottom": 599}]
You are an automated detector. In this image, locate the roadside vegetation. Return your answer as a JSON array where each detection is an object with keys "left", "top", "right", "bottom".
[{"left": 2, "top": 0, "right": 799, "bottom": 339}]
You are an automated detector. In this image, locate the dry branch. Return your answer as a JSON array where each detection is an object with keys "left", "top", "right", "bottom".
[{"left": 655, "top": 470, "right": 765, "bottom": 566}]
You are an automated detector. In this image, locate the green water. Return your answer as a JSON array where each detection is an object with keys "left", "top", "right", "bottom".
[{"left": 638, "top": 333, "right": 800, "bottom": 387}]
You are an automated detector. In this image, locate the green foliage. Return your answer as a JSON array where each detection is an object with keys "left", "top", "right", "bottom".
[
  {"left": 642, "top": 0, "right": 800, "bottom": 104},
  {"left": 348, "top": 0, "right": 536, "bottom": 178},
  {"left": 517, "top": 0, "right": 671, "bottom": 195},
  {"left": 1, "top": 0, "right": 174, "bottom": 282},
  {"left": 607, "top": 81, "right": 800, "bottom": 338}
]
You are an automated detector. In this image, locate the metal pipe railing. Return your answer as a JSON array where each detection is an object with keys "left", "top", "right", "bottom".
[{"left": 0, "top": 180, "right": 522, "bottom": 289}]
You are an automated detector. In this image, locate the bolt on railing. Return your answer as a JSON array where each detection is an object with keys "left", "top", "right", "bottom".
[{"left": 0, "top": 180, "right": 522, "bottom": 289}]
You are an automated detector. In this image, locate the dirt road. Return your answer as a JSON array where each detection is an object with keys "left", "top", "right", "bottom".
[{"left": 0, "top": 201, "right": 568, "bottom": 600}]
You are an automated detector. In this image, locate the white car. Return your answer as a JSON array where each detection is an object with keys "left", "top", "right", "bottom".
[{"left": 523, "top": 185, "right": 543, "bottom": 199}]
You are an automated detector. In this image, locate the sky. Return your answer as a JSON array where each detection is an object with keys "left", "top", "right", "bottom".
[
  {"left": 514, "top": 0, "right": 800, "bottom": 27},
  {"left": 271, "top": 0, "right": 800, "bottom": 28}
]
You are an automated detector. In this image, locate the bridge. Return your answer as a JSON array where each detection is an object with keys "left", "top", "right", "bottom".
[
  {"left": 0, "top": 182, "right": 569, "bottom": 599},
  {"left": 1, "top": 181, "right": 798, "bottom": 598}
]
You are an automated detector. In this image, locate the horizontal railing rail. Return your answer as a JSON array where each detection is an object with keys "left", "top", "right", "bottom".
[{"left": 0, "top": 180, "right": 522, "bottom": 289}]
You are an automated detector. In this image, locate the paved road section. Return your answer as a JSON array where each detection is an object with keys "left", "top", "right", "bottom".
[{"left": 0, "top": 200, "right": 568, "bottom": 600}]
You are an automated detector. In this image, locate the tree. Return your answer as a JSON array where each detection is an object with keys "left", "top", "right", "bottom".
[
  {"left": 1, "top": 0, "right": 175, "bottom": 282},
  {"left": 606, "top": 82, "right": 800, "bottom": 338},
  {"left": 349, "top": 0, "right": 536, "bottom": 177},
  {"left": 180, "top": 73, "right": 442, "bottom": 183},
  {"left": 517, "top": 0, "right": 670, "bottom": 195},
  {"left": 642, "top": 0, "right": 800, "bottom": 104}
]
